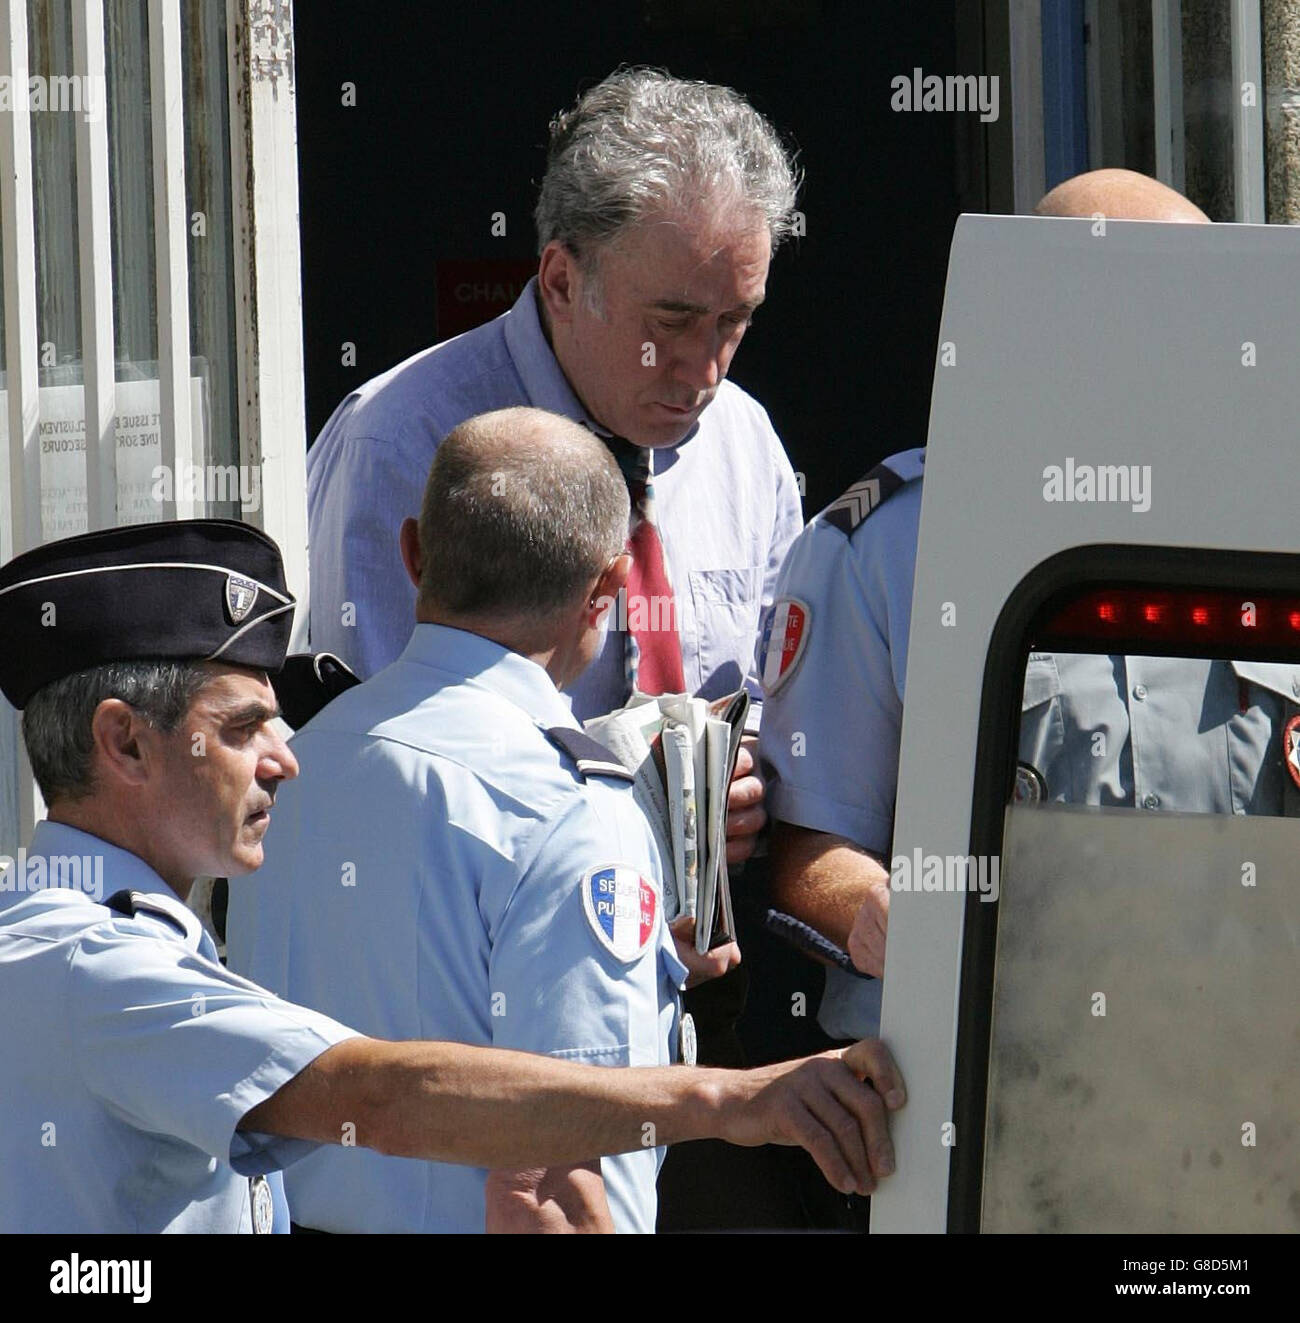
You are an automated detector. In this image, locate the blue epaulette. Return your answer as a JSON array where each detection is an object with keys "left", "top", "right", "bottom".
[
  {"left": 104, "top": 890, "right": 188, "bottom": 936},
  {"left": 544, "top": 727, "right": 634, "bottom": 782}
]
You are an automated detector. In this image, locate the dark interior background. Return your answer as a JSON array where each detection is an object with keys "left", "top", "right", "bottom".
[{"left": 293, "top": 0, "right": 984, "bottom": 518}]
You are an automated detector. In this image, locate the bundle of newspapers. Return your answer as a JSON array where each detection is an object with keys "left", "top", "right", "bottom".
[{"left": 585, "top": 688, "right": 750, "bottom": 952}]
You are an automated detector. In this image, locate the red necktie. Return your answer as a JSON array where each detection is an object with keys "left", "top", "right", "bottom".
[{"left": 624, "top": 447, "right": 685, "bottom": 695}]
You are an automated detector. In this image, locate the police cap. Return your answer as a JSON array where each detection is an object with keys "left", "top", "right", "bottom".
[{"left": 0, "top": 519, "right": 295, "bottom": 709}]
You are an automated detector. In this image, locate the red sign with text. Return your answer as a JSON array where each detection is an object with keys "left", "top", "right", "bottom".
[{"left": 435, "top": 259, "right": 538, "bottom": 339}]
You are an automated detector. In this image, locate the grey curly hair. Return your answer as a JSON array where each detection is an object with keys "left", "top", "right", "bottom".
[{"left": 535, "top": 68, "right": 800, "bottom": 309}]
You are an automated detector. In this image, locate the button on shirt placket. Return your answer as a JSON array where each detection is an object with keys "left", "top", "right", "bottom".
[{"left": 1127, "top": 662, "right": 1159, "bottom": 809}]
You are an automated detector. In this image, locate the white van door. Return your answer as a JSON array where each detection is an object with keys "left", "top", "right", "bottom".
[{"left": 873, "top": 214, "right": 1300, "bottom": 1233}]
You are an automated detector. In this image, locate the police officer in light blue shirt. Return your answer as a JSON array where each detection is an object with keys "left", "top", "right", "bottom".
[
  {"left": 759, "top": 448, "right": 925, "bottom": 1043},
  {"left": 0, "top": 520, "right": 357, "bottom": 1232},
  {"left": 231, "top": 408, "right": 711, "bottom": 1233},
  {"left": 0, "top": 518, "right": 906, "bottom": 1235}
]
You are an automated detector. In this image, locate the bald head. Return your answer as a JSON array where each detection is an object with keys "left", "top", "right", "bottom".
[
  {"left": 436, "top": 405, "right": 614, "bottom": 483},
  {"left": 413, "top": 406, "right": 629, "bottom": 633},
  {"left": 1035, "top": 168, "right": 1210, "bottom": 223}
]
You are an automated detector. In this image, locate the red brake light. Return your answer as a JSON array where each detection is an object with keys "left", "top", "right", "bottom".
[{"left": 1041, "top": 587, "right": 1300, "bottom": 650}]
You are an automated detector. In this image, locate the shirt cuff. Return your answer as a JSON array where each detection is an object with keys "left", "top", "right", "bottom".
[
  {"left": 226, "top": 1021, "right": 363, "bottom": 1176},
  {"left": 766, "top": 782, "right": 893, "bottom": 856}
]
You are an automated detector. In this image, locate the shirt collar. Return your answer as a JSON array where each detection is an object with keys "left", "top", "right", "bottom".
[
  {"left": 29, "top": 820, "right": 181, "bottom": 900},
  {"left": 503, "top": 278, "right": 602, "bottom": 425},
  {"left": 24, "top": 820, "right": 203, "bottom": 948},
  {"left": 398, "top": 621, "right": 579, "bottom": 730},
  {"left": 1230, "top": 659, "right": 1300, "bottom": 701}
]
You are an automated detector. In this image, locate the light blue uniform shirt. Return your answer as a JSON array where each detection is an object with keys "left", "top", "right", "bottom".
[
  {"left": 1019, "top": 653, "right": 1300, "bottom": 813},
  {"left": 227, "top": 622, "right": 687, "bottom": 1233},
  {"left": 761, "top": 447, "right": 1300, "bottom": 1039},
  {"left": 305, "top": 278, "right": 803, "bottom": 721},
  {"left": 0, "top": 820, "right": 358, "bottom": 1233},
  {"left": 759, "top": 449, "right": 924, "bottom": 1041}
]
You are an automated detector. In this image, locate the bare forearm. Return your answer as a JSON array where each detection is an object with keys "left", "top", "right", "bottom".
[
  {"left": 769, "top": 821, "right": 887, "bottom": 948},
  {"left": 242, "top": 1035, "right": 907, "bottom": 1197},
  {"left": 365, "top": 1041, "right": 726, "bottom": 1165},
  {"left": 243, "top": 1036, "right": 727, "bottom": 1168}
]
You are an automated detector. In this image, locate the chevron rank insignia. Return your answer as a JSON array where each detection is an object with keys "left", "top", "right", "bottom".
[
  {"left": 822, "top": 461, "right": 907, "bottom": 536},
  {"left": 760, "top": 597, "right": 811, "bottom": 695}
]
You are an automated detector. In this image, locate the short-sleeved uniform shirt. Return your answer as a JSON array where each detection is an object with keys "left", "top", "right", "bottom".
[
  {"left": 761, "top": 448, "right": 1300, "bottom": 1039},
  {"left": 304, "top": 278, "right": 803, "bottom": 722},
  {"left": 227, "top": 622, "right": 688, "bottom": 1233},
  {"left": 759, "top": 450, "right": 925, "bottom": 1040},
  {"left": 0, "top": 821, "right": 358, "bottom": 1232}
]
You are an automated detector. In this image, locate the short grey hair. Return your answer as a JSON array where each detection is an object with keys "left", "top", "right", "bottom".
[
  {"left": 22, "top": 660, "right": 212, "bottom": 804},
  {"left": 535, "top": 67, "right": 800, "bottom": 287},
  {"left": 417, "top": 407, "right": 629, "bottom": 626}
]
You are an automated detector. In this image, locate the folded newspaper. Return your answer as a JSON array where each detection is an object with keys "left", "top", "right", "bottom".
[{"left": 584, "top": 688, "right": 750, "bottom": 952}]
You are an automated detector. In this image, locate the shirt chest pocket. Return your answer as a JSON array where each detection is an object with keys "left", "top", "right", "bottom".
[
  {"left": 687, "top": 567, "right": 764, "bottom": 693},
  {"left": 1021, "top": 653, "right": 1062, "bottom": 709},
  {"left": 1019, "top": 653, "right": 1066, "bottom": 784}
]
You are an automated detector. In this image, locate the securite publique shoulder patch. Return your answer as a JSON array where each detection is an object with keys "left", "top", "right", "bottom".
[
  {"left": 581, "top": 864, "right": 657, "bottom": 962},
  {"left": 760, "top": 597, "right": 811, "bottom": 694}
]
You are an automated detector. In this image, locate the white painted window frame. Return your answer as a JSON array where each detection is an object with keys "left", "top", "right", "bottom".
[
  {"left": 1151, "top": 0, "right": 1186, "bottom": 194},
  {"left": 1084, "top": 0, "right": 1267, "bottom": 221},
  {"left": 227, "top": 0, "right": 309, "bottom": 638},
  {"left": 1008, "top": 0, "right": 1046, "bottom": 213},
  {"left": 0, "top": 0, "right": 309, "bottom": 854},
  {"left": 1230, "top": 0, "right": 1267, "bottom": 221}
]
